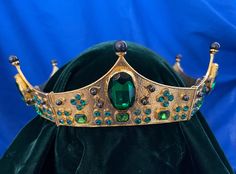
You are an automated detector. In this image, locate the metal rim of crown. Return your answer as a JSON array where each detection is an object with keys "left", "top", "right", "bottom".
[{"left": 9, "top": 41, "right": 220, "bottom": 127}]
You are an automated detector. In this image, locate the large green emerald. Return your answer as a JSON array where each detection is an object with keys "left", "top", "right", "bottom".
[
  {"left": 108, "top": 72, "right": 135, "bottom": 110},
  {"left": 74, "top": 114, "right": 87, "bottom": 124},
  {"left": 116, "top": 113, "right": 129, "bottom": 122},
  {"left": 158, "top": 110, "right": 170, "bottom": 120}
]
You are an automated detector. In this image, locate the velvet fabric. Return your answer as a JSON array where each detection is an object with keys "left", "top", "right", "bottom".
[{"left": 0, "top": 42, "right": 233, "bottom": 174}]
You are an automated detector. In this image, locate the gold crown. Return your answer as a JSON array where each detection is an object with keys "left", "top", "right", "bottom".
[{"left": 9, "top": 41, "right": 219, "bottom": 127}]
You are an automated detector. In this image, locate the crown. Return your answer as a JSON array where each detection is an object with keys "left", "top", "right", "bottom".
[{"left": 9, "top": 41, "right": 219, "bottom": 127}]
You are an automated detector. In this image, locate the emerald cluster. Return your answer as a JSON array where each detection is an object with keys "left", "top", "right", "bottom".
[
  {"left": 157, "top": 90, "right": 174, "bottom": 107},
  {"left": 70, "top": 94, "right": 87, "bottom": 111}
]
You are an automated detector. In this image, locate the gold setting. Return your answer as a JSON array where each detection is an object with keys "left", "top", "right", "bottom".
[{"left": 9, "top": 42, "right": 220, "bottom": 127}]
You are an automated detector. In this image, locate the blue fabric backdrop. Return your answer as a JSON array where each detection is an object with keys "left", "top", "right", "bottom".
[{"left": 0, "top": 0, "right": 235, "bottom": 170}]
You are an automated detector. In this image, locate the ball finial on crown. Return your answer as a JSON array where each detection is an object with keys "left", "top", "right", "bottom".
[{"left": 114, "top": 40, "right": 127, "bottom": 53}]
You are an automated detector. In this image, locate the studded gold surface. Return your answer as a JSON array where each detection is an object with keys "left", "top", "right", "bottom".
[{"left": 10, "top": 43, "right": 219, "bottom": 127}]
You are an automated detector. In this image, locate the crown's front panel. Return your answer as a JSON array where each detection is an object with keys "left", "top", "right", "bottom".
[
  {"left": 9, "top": 41, "right": 219, "bottom": 127},
  {"left": 48, "top": 56, "right": 197, "bottom": 127}
]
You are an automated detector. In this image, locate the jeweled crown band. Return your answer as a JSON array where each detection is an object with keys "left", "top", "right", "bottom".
[{"left": 9, "top": 41, "right": 219, "bottom": 127}]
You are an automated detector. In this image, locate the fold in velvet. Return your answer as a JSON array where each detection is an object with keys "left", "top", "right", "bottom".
[{"left": 0, "top": 41, "right": 233, "bottom": 174}]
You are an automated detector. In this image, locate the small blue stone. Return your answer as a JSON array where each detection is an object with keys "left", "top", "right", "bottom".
[
  {"left": 168, "top": 95, "right": 174, "bottom": 101},
  {"left": 95, "top": 119, "right": 102, "bottom": 125},
  {"left": 59, "top": 119, "right": 64, "bottom": 124},
  {"left": 75, "top": 94, "right": 81, "bottom": 100},
  {"left": 70, "top": 99, "right": 77, "bottom": 105},
  {"left": 163, "top": 101, "right": 169, "bottom": 107},
  {"left": 144, "top": 108, "right": 151, "bottom": 115},
  {"left": 181, "top": 114, "right": 187, "bottom": 119},
  {"left": 173, "top": 115, "right": 179, "bottom": 120},
  {"left": 183, "top": 106, "right": 189, "bottom": 112},
  {"left": 57, "top": 111, "right": 62, "bottom": 116},
  {"left": 76, "top": 105, "right": 83, "bottom": 110},
  {"left": 134, "top": 118, "right": 141, "bottom": 124},
  {"left": 175, "top": 106, "right": 181, "bottom": 112},
  {"left": 80, "top": 100, "right": 87, "bottom": 106},
  {"left": 93, "top": 111, "right": 101, "bottom": 117},
  {"left": 67, "top": 119, "right": 73, "bottom": 125},
  {"left": 163, "top": 90, "right": 170, "bottom": 97},
  {"left": 144, "top": 117, "right": 151, "bottom": 123},
  {"left": 47, "top": 109, "right": 52, "bottom": 115},
  {"left": 158, "top": 96, "right": 165, "bottom": 102},
  {"left": 133, "top": 109, "right": 141, "bottom": 116},
  {"left": 105, "top": 111, "right": 111, "bottom": 117},
  {"left": 106, "top": 119, "right": 112, "bottom": 125}
]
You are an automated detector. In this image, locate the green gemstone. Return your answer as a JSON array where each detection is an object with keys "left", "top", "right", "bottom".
[
  {"left": 212, "top": 82, "right": 216, "bottom": 89},
  {"left": 163, "top": 90, "right": 170, "bottom": 97},
  {"left": 75, "top": 94, "right": 81, "bottom": 100},
  {"left": 168, "top": 95, "right": 174, "bottom": 101},
  {"left": 95, "top": 119, "right": 102, "bottom": 125},
  {"left": 116, "top": 113, "right": 129, "bottom": 122},
  {"left": 133, "top": 109, "right": 141, "bottom": 116},
  {"left": 183, "top": 106, "right": 189, "bottom": 112},
  {"left": 175, "top": 106, "right": 181, "bottom": 112},
  {"left": 75, "top": 114, "right": 87, "bottom": 124},
  {"left": 47, "top": 109, "right": 52, "bottom": 115},
  {"left": 57, "top": 110, "right": 62, "bottom": 116},
  {"left": 76, "top": 105, "right": 83, "bottom": 110},
  {"left": 173, "top": 115, "right": 179, "bottom": 120},
  {"left": 64, "top": 111, "right": 71, "bottom": 116},
  {"left": 144, "top": 108, "right": 151, "bottom": 115},
  {"left": 35, "top": 106, "right": 43, "bottom": 115},
  {"left": 181, "top": 114, "right": 187, "bottom": 119},
  {"left": 196, "top": 100, "right": 203, "bottom": 108},
  {"left": 157, "top": 96, "right": 164, "bottom": 102},
  {"left": 158, "top": 110, "right": 170, "bottom": 120},
  {"left": 70, "top": 99, "right": 77, "bottom": 105},
  {"left": 144, "top": 117, "right": 151, "bottom": 123},
  {"left": 108, "top": 72, "right": 135, "bottom": 110},
  {"left": 80, "top": 100, "right": 87, "bottom": 106},
  {"left": 134, "top": 118, "right": 141, "bottom": 124},
  {"left": 163, "top": 101, "right": 169, "bottom": 107}
]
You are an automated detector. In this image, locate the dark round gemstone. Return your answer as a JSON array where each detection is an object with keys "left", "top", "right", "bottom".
[
  {"left": 56, "top": 99, "right": 63, "bottom": 106},
  {"left": 114, "top": 40, "right": 127, "bottom": 52},
  {"left": 26, "top": 88, "right": 31, "bottom": 93},
  {"left": 51, "top": 59, "right": 57, "bottom": 64},
  {"left": 182, "top": 95, "right": 190, "bottom": 101},
  {"left": 26, "top": 99, "right": 34, "bottom": 105},
  {"left": 147, "top": 85, "right": 155, "bottom": 92},
  {"left": 141, "top": 97, "right": 148, "bottom": 105},
  {"left": 9, "top": 55, "right": 19, "bottom": 64},
  {"left": 210, "top": 42, "right": 220, "bottom": 50},
  {"left": 90, "top": 88, "right": 98, "bottom": 95},
  {"left": 96, "top": 100, "right": 104, "bottom": 108},
  {"left": 197, "top": 92, "right": 203, "bottom": 97}
]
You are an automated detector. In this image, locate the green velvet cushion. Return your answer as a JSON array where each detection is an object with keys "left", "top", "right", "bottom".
[{"left": 0, "top": 41, "right": 233, "bottom": 174}]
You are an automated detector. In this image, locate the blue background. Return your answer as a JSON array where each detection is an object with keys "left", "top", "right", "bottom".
[{"left": 0, "top": 0, "right": 235, "bottom": 170}]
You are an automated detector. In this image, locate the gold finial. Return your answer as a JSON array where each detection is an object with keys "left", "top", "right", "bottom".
[
  {"left": 9, "top": 55, "right": 20, "bottom": 66},
  {"left": 114, "top": 40, "right": 127, "bottom": 57},
  {"left": 175, "top": 54, "right": 182, "bottom": 63},
  {"left": 210, "top": 42, "right": 220, "bottom": 55},
  {"left": 50, "top": 59, "right": 59, "bottom": 77}
]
